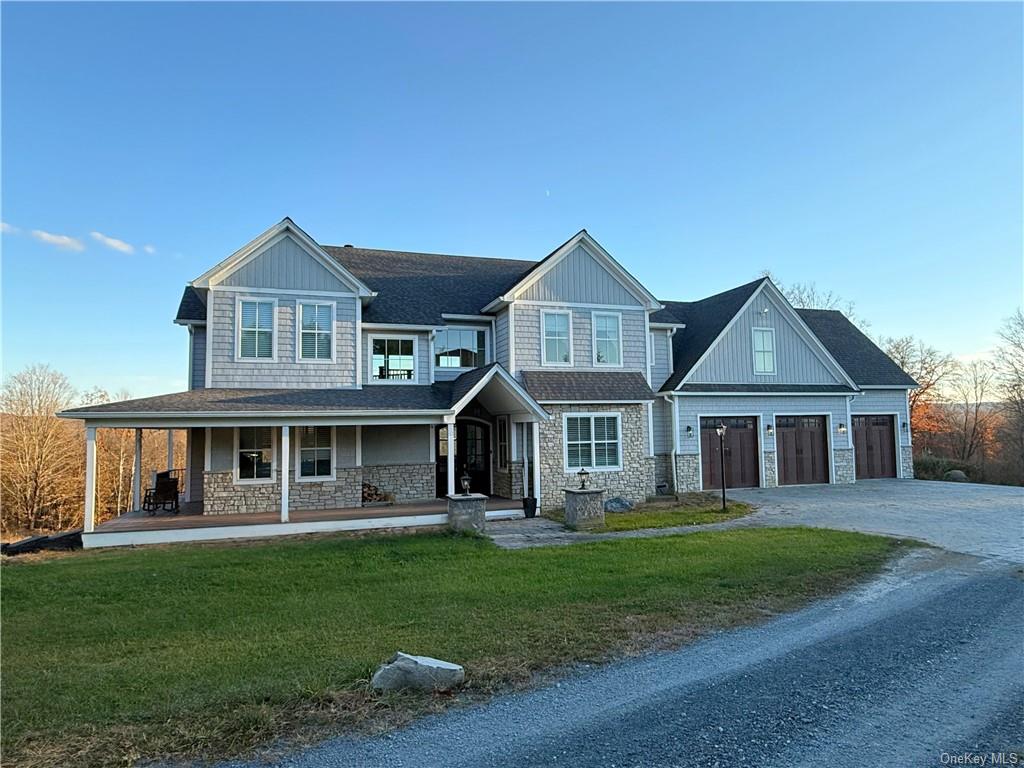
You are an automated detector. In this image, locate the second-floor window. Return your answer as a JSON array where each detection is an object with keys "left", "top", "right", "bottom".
[
  {"left": 370, "top": 336, "right": 416, "bottom": 381},
  {"left": 542, "top": 311, "right": 572, "bottom": 365},
  {"left": 239, "top": 299, "right": 275, "bottom": 359},
  {"left": 593, "top": 312, "right": 622, "bottom": 366},
  {"left": 299, "top": 303, "right": 333, "bottom": 361},
  {"left": 435, "top": 328, "right": 486, "bottom": 368},
  {"left": 752, "top": 327, "right": 776, "bottom": 374}
]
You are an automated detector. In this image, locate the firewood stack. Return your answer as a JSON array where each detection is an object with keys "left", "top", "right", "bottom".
[{"left": 362, "top": 482, "right": 393, "bottom": 504}]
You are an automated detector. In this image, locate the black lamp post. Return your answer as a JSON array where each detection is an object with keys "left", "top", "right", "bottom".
[
  {"left": 715, "top": 422, "right": 728, "bottom": 513},
  {"left": 577, "top": 467, "right": 590, "bottom": 490}
]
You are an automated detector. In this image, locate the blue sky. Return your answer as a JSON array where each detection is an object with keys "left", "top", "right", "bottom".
[{"left": 2, "top": 2, "right": 1021, "bottom": 397}]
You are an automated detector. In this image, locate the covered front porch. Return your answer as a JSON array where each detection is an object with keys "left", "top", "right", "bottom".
[{"left": 59, "top": 364, "right": 549, "bottom": 548}]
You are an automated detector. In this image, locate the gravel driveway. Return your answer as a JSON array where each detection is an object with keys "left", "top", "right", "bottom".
[
  {"left": 728, "top": 479, "right": 1024, "bottom": 563},
  {"left": 224, "top": 550, "right": 1024, "bottom": 768}
]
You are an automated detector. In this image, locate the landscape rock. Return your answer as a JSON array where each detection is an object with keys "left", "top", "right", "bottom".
[
  {"left": 943, "top": 469, "right": 969, "bottom": 482},
  {"left": 604, "top": 496, "right": 634, "bottom": 513},
  {"left": 370, "top": 652, "right": 465, "bottom": 692}
]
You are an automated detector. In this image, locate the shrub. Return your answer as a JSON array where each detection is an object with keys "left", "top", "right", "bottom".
[{"left": 913, "top": 455, "right": 982, "bottom": 482}]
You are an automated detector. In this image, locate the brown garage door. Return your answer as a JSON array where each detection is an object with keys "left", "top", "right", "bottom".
[
  {"left": 776, "top": 415, "right": 829, "bottom": 485},
  {"left": 853, "top": 415, "right": 896, "bottom": 479},
  {"left": 700, "top": 417, "right": 759, "bottom": 489}
]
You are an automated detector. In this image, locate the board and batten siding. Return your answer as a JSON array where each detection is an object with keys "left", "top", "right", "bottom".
[
  {"left": 219, "top": 235, "right": 354, "bottom": 293},
  {"left": 649, "top": 329, "right": 673, "bottom": 391},
  {"left": 207, "top": 290, "right": 359, "bottom": 388},
  {"left": 190, "top": 327, "right": 207, "bottom": 390},
  {"left": 688, "top": 291, "right": 842, "bottom": 385},
  {"left": 852, "top": 389, "right": 912, "bottom": 446},
  {"left": 512, "top": 304, "right": 648, "bottom": 374},
  {"left": 518, "top": 244, "right": 641, "bottom": 306},
  {"left": 675, "top": 394, "right": 854, "bottom": 457},
  {"left": 361, "top": 330, "right": 431, "bottom": 385}
]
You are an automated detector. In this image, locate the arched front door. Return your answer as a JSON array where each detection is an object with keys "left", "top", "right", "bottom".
[{"left": 436, "top": 419, "right": 492, "bottom": 497}]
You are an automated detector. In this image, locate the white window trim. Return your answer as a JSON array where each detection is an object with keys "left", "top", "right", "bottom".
[
  {"left": 367, "top": 333, "right": 419, "bottom": 385},
  {"left": 233, "top": 426, "right": 277, "bottom": 485},
  {"left": 541, "top": 310, "right": 574, "bottom": 367},
  {"left": 293, "top": 425, "right": 337, "bottom": 482},
  {"left": 235, "top": 297, "right": 278, "bottom": 362},
  {"left": 562, "top": 412, "right": 623, "bottom": 473},
  {"left": 295, "top": 301, "right": 337, "bottom": 364},
  {"left": 752, "top": 327, "right": 777, "bottom": 376},
  {"left": 592, "top": 311, "right": 623, "bottom": 368},
  {"left": 433, "top": 325, "right": 490, "bottom": 371},
  {"left": 497, "top": 416, "right": 510, "bottom": 470}
]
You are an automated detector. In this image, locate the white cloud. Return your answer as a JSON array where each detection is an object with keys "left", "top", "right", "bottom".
[
  {"left": 90, "top": 231, "right": 134, "bottom": 254},
  {"left": 31, "top": 229, "right": 85, "bottom": 252},
  {"left": 143, "top": 244, "right": 156, "bottom": 254},
  {"left": 0, "top": 221, "right": 18, "bottom": 234}
]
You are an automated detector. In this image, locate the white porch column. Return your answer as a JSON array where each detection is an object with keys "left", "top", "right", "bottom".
[
  {"left": 132, "top": 428, "right": 143, "bottom": 511},
  {"left": 521, "top": 423, "right": 530, "bottom": 497},
  {"left": 280, "top": 426, "right": 290, "bottom": 523},
  {"left": 166, "top": 429, "right": 174, "bottom": 471},
  {"left": 446, "top": 419, "right": 456, "bottom": 496},
  {"left": 84, "top": 426, "right": 97, "bottom": 533},
  {"left": 531, "top": 421, "right": 541, "bottom": 511}
]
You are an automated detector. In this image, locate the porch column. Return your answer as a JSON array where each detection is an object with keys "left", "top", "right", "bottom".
[
  {"left": 446, "top": 420, "right": 456, "bottom": 496},
  {"left": 280, "top": 426, "right": 290, "bottom": 523},
  {"left": 132, "top": 428, "right": 142, "bottom": 511},
  {"left": 531, "top": 421, "right": 541, "bottom": 512},
  {"left": 521, "top": 424, "right": 530, "bottom": 498},
  {"left": 166, "top": 429, "right": 174, "bottom": 471},
  {"left": 84, "top": 426, "right": 97, "bottom": 533}
]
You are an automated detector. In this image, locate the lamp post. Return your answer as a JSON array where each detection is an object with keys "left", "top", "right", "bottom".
[
  {"left": 460, "top": 470, "right": 472, "bottom": 496},
  {"left": 715, "top": 423, "right": 727, "bottom": 513},
  {"left": 577, "top": 467, "right": 590, "bottom": 490}
]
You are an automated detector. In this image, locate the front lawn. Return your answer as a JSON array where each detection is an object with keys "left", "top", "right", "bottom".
[
  {"left": 2, "top": 527, "right": 904, "bottom": 767},
  {"left": 547, "top": 492, "right": 753, "bottom": 531}
]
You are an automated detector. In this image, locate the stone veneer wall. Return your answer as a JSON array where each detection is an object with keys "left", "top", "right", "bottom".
[
  {"left": 291, "top": 467, "right": 362, "bottom": 510},
  {"left": 493, "top": 461, "right": 525, "bottom": 500},
  {"left": 675, "top": 454, "right": 701, "bottom": 493},
  {"left": 762, "top": 450, "right": 778, "bottom": 488},
  {"left": 203, "top": 469, "right": 363, "bottom": 515},
  {"left": 538, "top": 404, "right": 654, "bottom": 512},
  {"left": 833, "top": 448, "right": 855, "bottom": 484},
  {"left": 653, "top": 454, "right": 674, "bottom": 493},
  {"left": 900, "top": 445, "right": 914, "bottom": 479},
  {"left": 362, "top": 463, "right": 435, "bottom": 503}
]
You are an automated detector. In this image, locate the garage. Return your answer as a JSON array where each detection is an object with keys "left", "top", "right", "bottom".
[
  {"left": 776, "top": 415, "right": 830, "bottom": 485},
  {"left": 700, "top": 416, "right": 759, "bottom": 489},
  {"left": 852, "top": 415, "right": 897, "bottom": 479}
]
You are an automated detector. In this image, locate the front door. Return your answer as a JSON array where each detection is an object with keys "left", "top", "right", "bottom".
[{"left": 436, "top": 420, "right": 492, "bottom": 497}]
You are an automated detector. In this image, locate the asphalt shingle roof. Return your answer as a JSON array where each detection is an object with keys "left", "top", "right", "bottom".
[
  {"left": 521, "top": 371, "right": 654, "bottom": 402},
  {"left": 175, "top": 286, "right": 207, "bottom": 323},
  {"left": 797, "top": 309, "right": 917, "bottom": 387}
]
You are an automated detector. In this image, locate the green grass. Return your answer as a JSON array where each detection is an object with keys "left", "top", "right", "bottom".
[
  {"left": 2, "top": 527, "right": 904, "bottom": 767},
  {"left": 546, "top": 493, "right": 753, "bottom": 531}
]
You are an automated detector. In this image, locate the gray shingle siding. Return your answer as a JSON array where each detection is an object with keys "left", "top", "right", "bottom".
[
  {"left": 362, "top": 424, "right": 431, "bottom": 465},
  {"left": 190, "top": 327, "right": 206, "bottom": 390},
  {"left": 512, "top": 304, "right": 648, "bottom": 374},
  {"left": 220, "top": 236, "right": 353, "bottom": 292},
  {"left": 687, "top": 290, "right": 843, "bottom": 386},
  {"left": 518, "top": 244, "right": 641, "bottom": 306},
  {"left": 494, "top": 309, "right": 510, "bottom": 370},
  {"left": 652, "top": 396, "right": 674, "bottom": 454},
  {"left": 208, "top": 290, "right": 358, "bottom": 389},
  {"left": 649, "top": 329, "right": 672, "bottom": 390}
]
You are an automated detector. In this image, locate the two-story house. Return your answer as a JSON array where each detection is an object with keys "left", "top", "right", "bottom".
[{"left": 61, "top": 218, "right": 917, "bottom": 547}]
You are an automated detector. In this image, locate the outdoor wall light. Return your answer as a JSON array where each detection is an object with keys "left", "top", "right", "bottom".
[
  {"left": 460, "top": 471, "right": 472, "bottom": 496},
  {"left": 901, "top": 422, "right": 909, "bottom": 432},
  {"left": 686, "top": 425, "right": 694, "bottom": 438},
  {"left": 838, "top": 423, "right": 848, "bottom": 435},
  {"left": 766, "top": 423, "right": 775, "bottom": 437},
  {"left": 577, "top": 467, "right": 590, "bottom": 490}
]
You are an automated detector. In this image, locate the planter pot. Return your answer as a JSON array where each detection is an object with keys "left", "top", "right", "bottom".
[{"left": 522, "top": 497, "right": 538, "bottom": 518}]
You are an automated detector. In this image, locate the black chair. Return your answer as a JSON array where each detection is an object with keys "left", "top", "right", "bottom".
[{"left": 143, "top": 472, "right": 180, "bottom": 515}]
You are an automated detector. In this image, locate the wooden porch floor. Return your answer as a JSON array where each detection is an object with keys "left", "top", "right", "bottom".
[{"left": 95, "top": 497, "right": 521, "bottom": 533}]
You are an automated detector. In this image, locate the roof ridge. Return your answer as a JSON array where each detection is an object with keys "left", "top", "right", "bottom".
[{"left": 322, "top": 244, "right": 539, "bottom": 266}]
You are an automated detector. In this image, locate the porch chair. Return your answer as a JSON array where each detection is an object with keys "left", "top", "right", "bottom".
[{"left": 143, "top": 471, "right": 180, "bottom": 515}]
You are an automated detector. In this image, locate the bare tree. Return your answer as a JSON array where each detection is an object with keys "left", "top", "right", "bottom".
[
  {"left": 0, "top": 365, "right": 82, "bottom": 533},
  {"left": 760, "top": 270, "right": 863, "bottom": 325},
  {"left": 881, "top": 336, "right": 957, "bottom": 424},
  {"left": 944, "top": 360, "right": 998, "bottom": 463},
  {"left": 993, "top": 310, "right": 1024, "bottom": 482}
]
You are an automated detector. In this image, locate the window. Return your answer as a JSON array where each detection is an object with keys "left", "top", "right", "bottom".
[
  {"left": 435, "top": 328, "right": 486, "bottom": 368},
  {"left": 237, "top": 427, "right": 273, "bottom": 481},
  {"left": 239, "top": 300, "right": 275, "bottom": 359},
  {"left": 370, "top": 336, "right": 416, "bottom": 381},
  {"left": 752, "top": 328, "right": 776, "bottom": 374},
  {"left": 297, "top": 426, "right": 333, "bottom": 479},
  {"left": 593, "top": 312, "right": 622, "bottom": 366},
  {"left": 565, "top": 414, "right": 621, "bottom": 471},
  {"left": 543, "top": 311, "right": 572, "bottom": 365},
  {"left": 299, "top": 303, "right": 333, "bottom": 360},
  {"left": 497, "top": 417, "right": 509, "bottom": 470}
]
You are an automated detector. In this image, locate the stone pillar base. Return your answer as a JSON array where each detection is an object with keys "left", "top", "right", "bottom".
[
  {"left": 447, "top": 493, "right": 487, "bottom": 533},
  {"left": 564, "top": 488, "right": 605, "bottom": 530}
]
